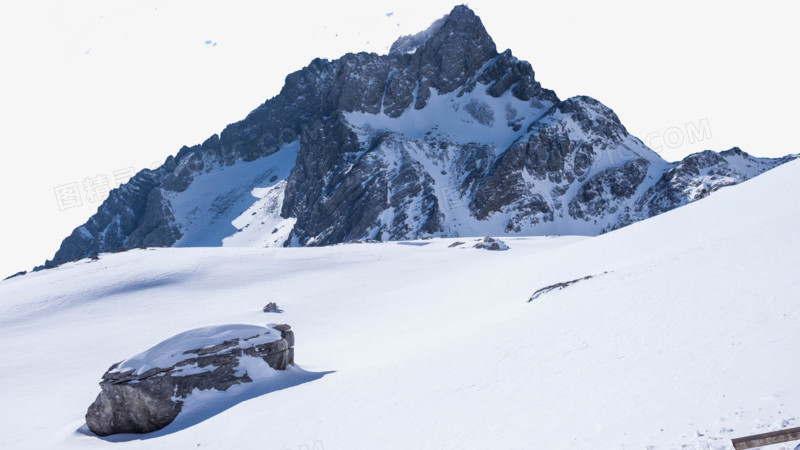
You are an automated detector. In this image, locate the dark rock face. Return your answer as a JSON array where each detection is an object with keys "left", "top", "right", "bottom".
[
  {"left": 85, "top": 324, "right": 295, "bottom": 436},
  {"left": 46, "top": 165, "right": 176, "bottom": 268},
  {"left": 44, "top": 5, "right": 797, "bottom": 268},
  {"left": 282, "top": 115, "right": 393, "bottom": 245},
  {"left": 568, "top": 159, "right": 650, "bottom": 221},
  {"left": 282, "top": 117, "right": 446, "bottom": 245}
]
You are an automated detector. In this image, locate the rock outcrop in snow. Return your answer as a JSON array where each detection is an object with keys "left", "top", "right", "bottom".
[
  {"left": 473, "top": 237, "right": 508, "bottom": 251},
  {"left": 44, "top": 5, "right": 797, "bottom": 268},
  {"left": 85, "top": 324, "right": 295, "bottom": 436}
]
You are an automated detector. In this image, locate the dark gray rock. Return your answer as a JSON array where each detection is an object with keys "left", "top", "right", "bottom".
[
  {"left": 3, "top": 270, "right": 26, "bottom": 281},
  {"left": 528, "top": 273, "right": 607, "bottom": 302},
  {"left": 85, "top": 324, "right": 295, "bottom": 436}
]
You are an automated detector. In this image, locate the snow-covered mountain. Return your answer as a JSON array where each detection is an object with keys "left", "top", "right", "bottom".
[
  {"left": 44, "top": 5, "right": 796, "bottom": 268},
  {"left": 3, "top": 156, "right": 799, "bottom": 449}
]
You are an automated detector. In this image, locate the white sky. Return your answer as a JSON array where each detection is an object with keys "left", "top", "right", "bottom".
[{"left": 0, "top": 0, "right": 798, "bottom": 278}]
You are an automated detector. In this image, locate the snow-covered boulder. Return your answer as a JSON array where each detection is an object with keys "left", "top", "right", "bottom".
[
  {"left": 86, "top": 323, "right": 295, "bottom": 436},
  {"left": 473, "top": 237, "right": 509, "bottom": 251}
]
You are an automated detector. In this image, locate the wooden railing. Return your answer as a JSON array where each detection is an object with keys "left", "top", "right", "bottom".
[{"left": 732, "top": 426, "right": 800, "bottom": 449}]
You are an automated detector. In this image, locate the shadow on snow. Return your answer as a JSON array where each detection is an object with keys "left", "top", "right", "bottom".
[{"left": 77, "top": 365, "right": 333, "bottom": 441}]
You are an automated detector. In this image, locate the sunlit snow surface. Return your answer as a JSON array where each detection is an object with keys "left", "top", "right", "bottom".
[{"left": 1, "top": 161, "right": 799, "bottom": 449}]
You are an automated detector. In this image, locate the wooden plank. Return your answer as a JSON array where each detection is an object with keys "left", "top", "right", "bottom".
[{"left": 732, "top": 426, "right": 800, "bottom": 449}]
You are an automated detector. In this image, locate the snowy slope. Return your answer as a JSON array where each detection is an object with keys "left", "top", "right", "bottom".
[
  {"left": 168, "top": 141, "right": 299, "bottom": 248},
  {"left": 1, "top": 160, "right": 799, "bottom": 449}
]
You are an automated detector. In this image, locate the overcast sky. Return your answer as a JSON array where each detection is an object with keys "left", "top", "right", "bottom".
[{"left": 0, "top": 0, "right": 797, "bottom": 278}]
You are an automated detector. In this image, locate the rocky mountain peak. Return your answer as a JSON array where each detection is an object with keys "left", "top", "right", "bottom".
[
  {"left": 541, "top": 95, "right": 632, "bottom": 143},
  {"left": 39, "top": 6, "right": 797, "bottom": 269},
  {"left": 383, "top": 5, "right": 503, "bottom": 114},
  {"left": 719, "top": 147, "right": 745, "bottom": 157},
  {"left": 390, "top": 5, "right": 494, "bottom": 56}
]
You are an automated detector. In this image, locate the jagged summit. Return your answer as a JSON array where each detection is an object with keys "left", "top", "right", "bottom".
[
  {"left": 389, "top": 5, "right": 495, "bottom": 62},
  {"left": 387, "top": 4, "right": 499, "bottom": 106},
  {"left": 41, "top": 6, "right": 796, "bottom": 268},
  {"left": 389, "top": 12, "right": 447, "bottom": 55},
  {"left": 390, "top": 6, "right": 488, "bottom": 54}
]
